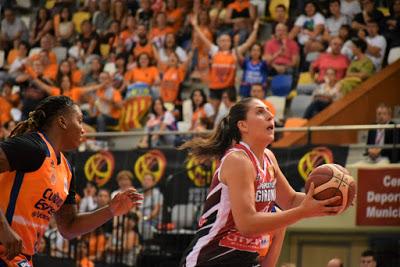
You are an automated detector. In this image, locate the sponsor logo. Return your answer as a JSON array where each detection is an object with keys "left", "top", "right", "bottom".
[
  {"left": 134, "top": 150, "right": 166, "bottom": 185},
  {"left": 298, "top": 147, "right": 333, "bottom": 180},
  {"left": 84, "top": 151, "right": 115, "bottom": 186},
  {"left": 185, "top": 156, "right": 216, "bottom": 187}
]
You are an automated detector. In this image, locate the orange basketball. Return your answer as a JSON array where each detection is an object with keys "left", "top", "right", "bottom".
[{"left": 305, "top": 164, "right": 356, "bottom": 213}]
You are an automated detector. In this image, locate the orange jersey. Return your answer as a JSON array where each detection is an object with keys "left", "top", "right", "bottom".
[
  {"left": 124, "top": 66, "right": 159, "bottom": 86},
  {"left": 0, "top": 97, "right": 12, "bottom": 125},
  {"left": 149, "top": 26, "right": 174, "bottom": 41},
  {"left": 0, "top": 132, "right": 74, "bottom": 257},
  {"left": 133, "top": 43, "right": 154, "bottom": 59},
  {"left": 96, "top": 87, "right": 123, "bottom": 119},
  {"left": 160, "top": 66, "right": 185, "bottom": 103},
  {"left": 209, "top": 50, "right": 237, "bottom": 90},
  {"left": 166, "top": 8, "right": 184, "bottom": 33}
]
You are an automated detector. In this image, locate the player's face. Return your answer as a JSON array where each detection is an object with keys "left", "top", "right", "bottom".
[
  {"left": 240, "top": 99, "right": 275, "bottom": 144},
  {"left": 360, "top": 256, "right": 376, "bottom": 267},
  {"left": 63, "top": 105, "right": 85, "bottom": 150}
]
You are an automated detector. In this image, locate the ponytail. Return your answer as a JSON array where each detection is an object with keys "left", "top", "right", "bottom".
[
  {"left": 179, "top": 97, "right": 253, "bottom": 162},
  {"left": 10, "top": 96, "right": 75, "bottom": 138}
]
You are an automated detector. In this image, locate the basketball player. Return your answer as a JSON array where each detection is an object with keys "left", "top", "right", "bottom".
[
  {"left": 179, "top": 98, "right": 342, "bottom": 267},
  {"left": 0, "top": 96, "right": 143, "bottom": 267}
]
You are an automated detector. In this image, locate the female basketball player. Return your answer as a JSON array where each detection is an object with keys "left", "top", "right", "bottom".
[
  {"left": 179, "top": 97, "right": 342, "bottom": 267},
  {"left": 0, "top": 96, "right": 143, "bottom": 266}
]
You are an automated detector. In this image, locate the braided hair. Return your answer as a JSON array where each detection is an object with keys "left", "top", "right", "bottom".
[{"left": 10, "top": 96, "right": 75, "bottom": 138}]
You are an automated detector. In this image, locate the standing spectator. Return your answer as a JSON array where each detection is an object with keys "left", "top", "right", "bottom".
[
  {"left": 364, "top": 104, "right": 400, "bottom": 164},
  {"left": 93, "top": 0, "right": 113, "bottom": 36},
  {"left": 360, "top": 250, "right": 377, "bottom": 267},
  {"left": 264, "top": 23, "right": 300, "bottom": 76},
  {"left": 159, "top": 52, "right": 186, "bottom": 105},
  {"left": 1, "top": 8, "right": 29, "bottom": 52},
  {"left": 54, "top": 7, "right": 75, "bottom": 47},
  {"left": 352, "top": 0, "right": 384, "bottom": 31},
  {"left": 362, "top": 20, "right": 387, "bottom": 70},
  {"left": 323, "top": 0, "right": 351, "bottom": 42},
  {"left": 289, "top": 1, "right": 325, "bottom": 55},
  {"left": 150, "top": 12, "right": 174, "bottom": 48},
  {"left": 303, "top": 68, "right": 342, "bottom": 119},
  {"left": 237, "top": 43, "right": 268, "bottom": 98},
  {"left": 29, "top": 8, "right": 53, "bottom": 48},
  {"left": 340, "top": 0, "right": 361, "bottom": 20},
  {"left": 190, "top": 16, "right": 259, "bottom": 112},
  {"left": 165, "top": 0, "right": 184, "bottom": 34},
  {"left": 339, "top": 38, "right": 375, "bottom": 95}
]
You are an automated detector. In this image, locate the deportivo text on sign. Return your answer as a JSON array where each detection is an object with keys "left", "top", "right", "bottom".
[{"left": 357, "top": 168, "right": 400, "bottom": 226}]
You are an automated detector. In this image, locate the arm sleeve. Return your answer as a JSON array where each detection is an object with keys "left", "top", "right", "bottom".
[{"left": 0, "top": 132, "right": 46, "bottom": 172}]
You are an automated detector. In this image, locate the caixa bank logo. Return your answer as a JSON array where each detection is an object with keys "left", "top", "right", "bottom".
[{"left": 298, "top": 147, "right": 334, "bottom": 180}]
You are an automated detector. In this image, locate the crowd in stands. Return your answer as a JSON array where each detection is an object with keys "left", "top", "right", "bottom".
[{"left": 0, "top": 0, "right": 399, "bottom": 148}]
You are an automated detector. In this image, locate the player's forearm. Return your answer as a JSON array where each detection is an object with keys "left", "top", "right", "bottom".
[
  {"left": 56, "top": 204, "right": 113, "bottom": 239},
  {"left": 289, "top": 192, "right": 306, "bottom": 209}
]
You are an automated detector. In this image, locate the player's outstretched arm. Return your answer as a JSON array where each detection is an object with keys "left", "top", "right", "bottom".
[{"left": 55, "top": 188, "right": 143, "bottom": 240}]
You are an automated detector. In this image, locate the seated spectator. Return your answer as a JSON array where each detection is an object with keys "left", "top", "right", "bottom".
[
  {"left": 54, "top": 7, "right": 75, "bottom": 47},
  {"left": 299, "top": 37, "right": 349, "bottom": 95},
  {"left": 330, "top": 24, "right": 354, "bottom": 59},
  {"left": 264, "top": 23, "right": 299, "bottom": 76},
  {"left": 165, "top": 0, "right": 184, "bottom": 34},
  {"left": 352, "top": 0, "right": 384, "bottom": 31},
  {"left": 29, "top": 8, "right": 53, "bottom": 47},
  {"left": 270, "top": 4, "right": 293, "bottom": 32},
  {"left": 250, "top": 84, "right": 276, "bottom": 119},
  {"left": 93, "top": 0, "right": 113, "bottom": 36},
  {"left": 385, "top": 0, "right": 400, "bottom": 64},
  {"left": 68, "top": 56, "right": 83, "bottom": 86},
  {"left": 322, "top": 0, "right": 351, "bottom": 42},
  {"left": 90, "top": 72, "right": 123, "bottom": 132},
  {"left": 364, "top": 103, "right": 400, "bottom": 164},
  {"left": 190, "top": 15, "right": 259, "bottom": 112},
  {"left": 132, "top": 23, "right": 154, "bottom": 60},
  {"left": 214, "top": 89, "right": 237, "bottom": 126},
  {"left": 237, "top": 43, "right": 268, "bottom": 98},
  {"left": 360, "top": 20, "right": 387, "bottom": 70},
  {"left": 5, "top": 41, "right": 30, "bottom": 79},
  {"left": 111, "top": 170, "right": 134, "bottom": 199},
  {"left": 153, "top": 33, "right": 188, "bottom": 71},
  {"left": 78, "top": 20, "right": 101, "bottom": 61},
  {"left": 360, "top": 249, "right": 377, "bottom": 267},
  {"left": 339, "top": 38, "right": 375, "bottom": 95},
  {"left": 224, "top": 0, "right": 257, "bottom": 45},
  {"left": 289, "top": 1, "right": 325, "bottom": 55},
  {"left": 83, "top": 56, "right": 103, "bottom": 85},
  {"left": 303, "top": 68, "right": 342, "bottom": 119},
  {"left": 119, "top": 15, "right": 138, "bottom": 52},
  {"left": 189, "top": 88, "right": 215, "bottom": 131},
  {"left": 111, "top": 0, "right": 130, "bottom": 29},
  {"left": 29, "top": 34, "right": 58, "bottom": 65},
  {"left": 79, "top": 181, "right": 98, "bottom": 213},
  {"left": 136, "top": 0, "right": 154, "bottom": 28},
  {"left": 138, "top": 97, "right": 176, "bottom": 148},
  {"left": 340, "top": 0, "right": 361, "bottom": 20},
  {"left": 102, "top": 21, "right": 125, "bottom": 56},
  {"left": 1, "top": 8, "right": 29, "bottom": 53},
  {"left": 150, "top": 12, "right": 174, "bottom": 48}
]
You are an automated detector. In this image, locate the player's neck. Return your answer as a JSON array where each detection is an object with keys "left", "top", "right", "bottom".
[{"left": 240, "top": 140, "right": 265, "bottom": 166}]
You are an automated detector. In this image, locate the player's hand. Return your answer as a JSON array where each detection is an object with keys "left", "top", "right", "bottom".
[
  {"left": 0, "top": 223, "right": 23, "bottom": 260},
  {"left": 300, "top": 182, "right": 342, "bottom": 218},
  {"left": 108, "top": 188, "right": 144, "bottom": 216}
]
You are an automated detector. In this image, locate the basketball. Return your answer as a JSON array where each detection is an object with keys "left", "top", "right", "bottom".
[{"left": 305, "top": 164, "right": 356, "bottom": 213}]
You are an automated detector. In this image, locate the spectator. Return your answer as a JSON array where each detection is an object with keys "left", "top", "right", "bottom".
[
  {"left": 224, "top": 0, "right": 257, "bottom": 45},
  {"left": 364, "top": 103, "right": 400, "bottom": 164},
  {"left": 303, "top": 37, "right": 349, "bottom": 94},
  {"left": 54, "top": 7, "right": 75, "bottom": 47},
  {"left": 120, "top": 15, "right": 138, "bottom": 52},
  {"left": 340, "top": 0, "right": 361, "bottom": 20},
  {"left": 332, "top": 24, "right": 354, "bottom": 59},
  {"left": 361, "top": 20, "right": 387, "bottom": 70},
  {"left": 29, "top": 8, "right": 53, "bottom": 47},
  {"left": 136, "top": 0, "right": 154, "bottom": 28},
  {"left": 154, "top": 33, "right": 188, "bottom": 71},
  {"left": 237, "top": 43, "right": 268, "bottom": 97},
  {"left": 352, "top": 0, "right": 384, "bottom": 31},
  {"left": 30, "top": 34, "right": 58, "bottom": 66},
  {"left": 190, "top": 15, "right": 259, "bottom": 112},
  {"left": 132, "top": 23, "right": 154, "bottom": 60},
  {"left": 6, "top": 41, "right": 30, "bottom": 79},
  {"left": 111, "top": 170, "right": 134, "bottom": 199},
  {"left": 165, "top": 0, "right": 185, "bottom": 34},
  {"left": 150, "top": 12, "right": 174, "bottom": 48},
  {"left": 289, "top": 1, "right": 325, "bottom": 55},
  {"left": 1, "top": 8, "right": 29, "bottom": 52},
  {"left": 93, "top": 0, "right": 113, "bottom": 36},
  {"left": 138, "top": 172, "right": 164, "bottom": 240},
  {"left": 360, "top": 249, "right": 377, "bottom": 267},
  {"left": 79, "top": 20, "right": 101, "bottom": 61},
  {"left": 270, "top": 4, "right": 293, "bottom": 32},
  {"left": 327, "top": 257, "right": 343, "bottom": 267},
  {"left": 79, "top": 181, "right": 98, "bottom": 212},
  {"left": 138, "top": 97, "right": 177, "bottom": 148},
  {"left": 339, "top": 38, "right": 375, "bottom": 95},
  {"left": 323, "top": 0, "right": 351, "bottom": 42},
  {"left": 385, "top": 0, "right": 400, "bottom": 64},
  {"left": 189, "top": 88, "right": 215, "bottom": 131},
  {"left": 159, "top": 52, "right": 186, "bottom": 105},
  {"left": 111, "top": 0, "right": 130, "bottom": 29},
  {"left": 214, "top": 89, "right": 237, "bottom": 126},
  {"left": 250, "top": 84, "right": 276, "bottom": 119},
  {"left": 83, "top": 56, "right": 103, "bottom": 85},
  {"left": 303, "top": 68, "right": 342, "bottom": 119},
  {"left": 264, "top": 23, "right": 300, "bottom": 76}
]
